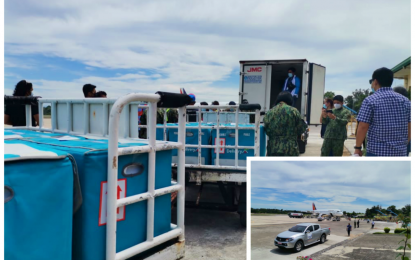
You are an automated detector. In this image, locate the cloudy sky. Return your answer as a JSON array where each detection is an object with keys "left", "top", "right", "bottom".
[
  {"left": 4, "top": 0, "right": 410, "bottom": 101},
  {"left": 251, "top": 161, "right": 411, "bottom": 213}
]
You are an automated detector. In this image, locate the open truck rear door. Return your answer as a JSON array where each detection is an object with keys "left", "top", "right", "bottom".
[{"left": 306, "top": 63, "right": 326, "bottom": 125}]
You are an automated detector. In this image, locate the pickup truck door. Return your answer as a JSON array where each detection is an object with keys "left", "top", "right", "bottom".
[
  {"left": 304, "top": 226, "right": 314, "bottom": 245},
  {"left": 312, "top": 225, "right": 322, "bottom": 243}
]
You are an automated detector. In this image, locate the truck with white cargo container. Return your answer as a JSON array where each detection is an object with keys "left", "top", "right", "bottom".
[{"left": 239, "top": 59, "right": 326, "bottom": 124}]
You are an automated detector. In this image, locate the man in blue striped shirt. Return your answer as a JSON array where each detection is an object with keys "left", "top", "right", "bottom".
[{"left": 355, "top": 67, "right": 411, "bottom": 156}]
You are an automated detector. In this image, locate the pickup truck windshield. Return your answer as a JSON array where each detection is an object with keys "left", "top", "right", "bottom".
[{"left": 289, "top": 225, "right": 307, "bottom": 232}]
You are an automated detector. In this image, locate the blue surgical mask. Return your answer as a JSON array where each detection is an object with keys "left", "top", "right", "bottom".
[
  {"left": 371, "top": 87, "right": 375, "bottom": 93},
  {"left": 201, "top": 108, "right": 206, "bottom": 112},
  {"left": 288, "top": 73, "right": 293, "bottom": 78}
]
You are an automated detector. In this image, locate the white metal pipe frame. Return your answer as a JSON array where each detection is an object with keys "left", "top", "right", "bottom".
[
  {"left": 15, "top": 100, "right": 262, "bottom": 173},
  {"left": 13, "top": 94, "right": 187, "bottom": 260}
]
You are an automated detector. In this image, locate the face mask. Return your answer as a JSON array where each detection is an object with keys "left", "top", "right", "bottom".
[
  {"left": 334, "top": 104, "right": 342, "bottom": 109},
  {"left": 371, "top": 87, "right": 375, "bottom": 93},
  {"left": 323, "top": 104, "right": 327, "bottom": 109},
  {"left": 288, "top": 73, "right": 293, "bottom": 78},
  {"left": 201, "top": 108, "right": 206, "bottom": 112}
]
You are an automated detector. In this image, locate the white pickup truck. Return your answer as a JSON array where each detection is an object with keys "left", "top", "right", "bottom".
[{"left": 274, "top": 223, "right": 330, "bottom": 252}]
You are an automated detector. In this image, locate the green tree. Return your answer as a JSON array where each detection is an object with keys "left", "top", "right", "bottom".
[
  {"left": 43, "top": 105, "right": 51, "bottom": 116},
  {"left": 396, "top": 213, "right": 411, "bottom": 260},
  {"left": 344, "top": 88, "right": 371, "bottom": 113},
  {"left": 401, "top": 204, "right": 411, "bottom": 216},
  {"left": 324, "top": 91, "right": 335, "bottom": 99}
]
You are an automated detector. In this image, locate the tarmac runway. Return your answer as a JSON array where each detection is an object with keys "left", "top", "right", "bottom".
[{"left": 251, "top": 215, "right": 403, "bottom": 260}]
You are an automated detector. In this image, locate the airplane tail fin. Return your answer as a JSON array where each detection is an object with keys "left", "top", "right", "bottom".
[
  {"left": 312, "top": 203, "right": 317, "bottom": 211},
  {"left": 180, "top": 88, "right": 187, "bottom": 95}
]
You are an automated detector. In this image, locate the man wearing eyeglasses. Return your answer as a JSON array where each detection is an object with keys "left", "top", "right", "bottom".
[{"left": 354, "top": 67, "right": 411, "bottom": 157}]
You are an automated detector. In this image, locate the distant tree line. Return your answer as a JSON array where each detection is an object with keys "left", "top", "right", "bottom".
[
  {"left": 251, "top": 208, "right": 300, "bottom": 214},
  {"left": 43, "top": 105, "right": 51, "bottom": 116},
  {"left": 252, "top": 204, "right": 411, "bottom": 218}
]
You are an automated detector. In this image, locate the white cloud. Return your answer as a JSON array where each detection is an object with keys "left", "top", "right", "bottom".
[
  {"left": 251, "top": 161, "right": 411, "bottom": 212},
  {"left": 4, "top": 0, "right": 411, "bottom": 99}
]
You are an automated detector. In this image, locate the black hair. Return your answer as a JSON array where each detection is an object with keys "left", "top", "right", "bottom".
[
  {"left": 200, "top": 102, "right": 208, "bottom": 105},
  {"left": 83, "top": 84, "right": 96, "bottom": 97},
  {"left": 372, "top": 67, "right": 393, "bottom": 87},
  {"left": 325, "top": 98, "right": 334, "bottom": 108},
  {"left": 333, "top": 95, "right": 344, "bottom": 102},
  {"left": 96, "top": 91, "right": 107, "bottom": 97},
  {"left": 13, "top": 80, "right": 33, "bottom": 96},
  {"left": 393, "top": 86, "right": 408, "bottom": 97},
  {"left": 229, "top": 101, "right": 236, "bottom": 105},
  {"left": 242, "top": 99, "right": 249, "bottom": 104},
  {"left": 212, "top": 101, "right": 219, "bottom": 105},
  {"left": 288, "top": 67, "right": 296, "bottom": 73},
  {"left": 275, "top": 91, "right": 293, "bottom": 106}
]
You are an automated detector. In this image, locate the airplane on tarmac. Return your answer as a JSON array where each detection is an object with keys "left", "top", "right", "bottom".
[{"left": 311, "top": 203, "right": 344, "bottom": 221}]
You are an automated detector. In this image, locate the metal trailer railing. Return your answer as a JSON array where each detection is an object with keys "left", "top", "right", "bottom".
[
  {"left": 5, "top": 94, "right": 188, "bottom": 260},
  {"left": 138, "top": 104, "right": 262, "bottom": 172}
]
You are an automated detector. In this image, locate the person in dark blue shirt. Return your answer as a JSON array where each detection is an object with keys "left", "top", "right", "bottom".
[{"left": 347, "top": 223, "right": 352, "bottom": 237}]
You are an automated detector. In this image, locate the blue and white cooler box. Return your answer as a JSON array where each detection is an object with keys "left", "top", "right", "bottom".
[
  {"left": 23, "top": 134, "right": 174, "bottom": 260},
  {"left": 5, "top": 139, "right": 76, "bottom": 260},
  {"left": 4, "top": 129, "right": 64, "bottom": 140},
  {"left": 211, "top": 124, "right": 266, "bottom": 166},
  {"left": 168, "top": 123, "right": 212, "bottom": 165}
]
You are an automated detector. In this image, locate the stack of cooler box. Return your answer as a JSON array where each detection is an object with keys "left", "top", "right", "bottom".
[
  {"left": 211, "top": 124, "right": 266, "bottom": 167},
  {"left": 4, "top": 130, "right": 174, "bottom": 260},
  {"left": 168, "top": 123, "right": 212, "bottom": 165}
]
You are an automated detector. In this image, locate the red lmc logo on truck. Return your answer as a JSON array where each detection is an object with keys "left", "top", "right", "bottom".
[{"left": 247, "top": 67, "right": 262, "bottom": 72}]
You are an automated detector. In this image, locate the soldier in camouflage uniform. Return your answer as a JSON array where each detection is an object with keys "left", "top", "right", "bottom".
[
  {"left": 264, "top": 91, "right": 307, "bottom": 156},
  {"left": 321, "top": 95, "right": 351, "bottom": 156}
]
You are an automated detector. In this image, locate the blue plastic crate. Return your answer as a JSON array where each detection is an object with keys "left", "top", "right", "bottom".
[
  {"left": 168, "top": 123, "right": 212, "bottom": 165},
  {"left": 5, "top": 139, "right": 75, "bottom": 260},
  {"left": 211, "top": 124, "right": 266, "bottom": 166},
  {"left": 25, "top": 134, "right": 173, "bottom": 260}
]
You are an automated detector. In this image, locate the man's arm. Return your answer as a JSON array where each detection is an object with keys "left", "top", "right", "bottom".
[
  {"left": 4, "top": 114, "right": 11, "bottom": 125},
  {"left": 330, "top": 110, "right": 349, "bottom": 126},
  {"left": 354, "top": 122, "right": 369, "bottom": 156},
  {"left": 408, "top": 122, "right": 411, "bottom": 142},
  {"left": 34, "top": 114, "right": 40, "bottom": 126}
]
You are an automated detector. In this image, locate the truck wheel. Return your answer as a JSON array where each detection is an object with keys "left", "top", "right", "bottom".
[
  {"left": 294, "top": 241, "right": 303, "bottom": 252},
  {"left": 320, "top": 234, "right": 326, "bottom": 244},
  {"left": 240, "top": 211, "right": 246, "bottom": 227}
]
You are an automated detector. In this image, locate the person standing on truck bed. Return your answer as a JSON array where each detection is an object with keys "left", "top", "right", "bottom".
[
  {"left": 321, "top": 95, "right": 351, "bottom": 156},
  {"left": 264, "top": 91, "right": 307, "bottom": 156},
  {"left": 355, "top": 67, "right": 411, "bottom": 157},
  {"left": 282, "top": 67, "right": 301, "bottom": 107},
  {"left": 4, "top": 80, "right": 39, "bottom": 127}
]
